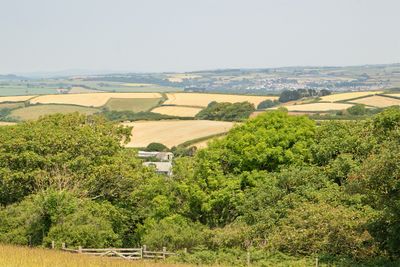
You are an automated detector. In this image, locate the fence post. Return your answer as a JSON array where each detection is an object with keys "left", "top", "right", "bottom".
[
  {"left": 51, "top": 241, "right": 55, "bottom": 249},
  {"left": 140, "top": 247, "right": 143, "bottom": 259},
  {"left": 143, "top": 245, "right": 146, "bottom": 258},
  {"left": 61, "top": 242, "right": 65, "bottom": 250},
  {"left": 162, "top": 247, "right": 166, "bottom": 260},
  {"left": 183, "top": 247, "right": 187, "bottom": 254},
  {"left": 315, "top": 257, "right": 319, "bottom": 267},
  {"left": 78, "top": 246, "right": 82, "bottom": 254},
  {"left": 246, "top": 251, "right": 251, "bottom": 266}
]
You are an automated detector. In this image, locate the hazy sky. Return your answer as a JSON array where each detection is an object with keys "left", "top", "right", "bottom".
[{"left": 1, "top": 0, "right": 399, "bottom": 73}]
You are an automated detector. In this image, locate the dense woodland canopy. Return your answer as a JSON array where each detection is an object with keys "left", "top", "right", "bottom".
[{"left": 0, "top": 110, "right": 400, "bottom": 265}]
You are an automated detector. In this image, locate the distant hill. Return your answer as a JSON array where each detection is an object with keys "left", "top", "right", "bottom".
[{"left": 0, "top": 74, "right": 28, "bottom": 80}]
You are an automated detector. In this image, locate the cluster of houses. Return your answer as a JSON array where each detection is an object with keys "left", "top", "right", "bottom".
[{"left": 138, "top": 151, "right": 174, "bottom": 176}]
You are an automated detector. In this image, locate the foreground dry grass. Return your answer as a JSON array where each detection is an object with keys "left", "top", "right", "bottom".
[
  {"left": 0, "top": 244, "right": 192, "bottom": 267},
  {"left": 164, "top": 93, "right": 277, "bottom": 107},
  {"left": 123, "top": 120, "right": 234, "bottom": 148},
  {"left": 151, "top": 106, "right": 203, "bottom": 117},
  {"left": 30, "top": 93, "right": 162, "bottom": 107}
]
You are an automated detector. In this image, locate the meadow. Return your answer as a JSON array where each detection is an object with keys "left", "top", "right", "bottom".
[
  {"left": 105, "top": 98, "right": 162, "bottom": 112},
  {"left": 122, "top": 120, "right": 235, "bottom": 148}
]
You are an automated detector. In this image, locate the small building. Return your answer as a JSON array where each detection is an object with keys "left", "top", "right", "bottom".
[
  {"left": 138, "top": 151, "right": 173, "bottom": 162},
  {"left": 143, "top": 162, "right": 173, "bottom": 176}
]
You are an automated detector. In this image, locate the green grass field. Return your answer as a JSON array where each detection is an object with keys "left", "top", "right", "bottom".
[
  {"left": 0, "top": 85, "right": 59, "bottom": 96},
  {"left": 0, "top": 102, "right": 25, "bottom": 109},
  {"left": 104, "top": 98, "right": 162, "bottom": 112},
  {"left": 10, "top": 104, "right": 99, "bottom": 121}
]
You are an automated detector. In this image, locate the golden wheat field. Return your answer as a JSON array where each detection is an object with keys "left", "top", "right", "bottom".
[
  {"left": 350, "top": 95, "right": 400, "bottom": 108},
  {"left": 0, "top": 244, "right": 192, "bottom": 267},
  {"left": 276, "top": 102, "right": 353, "bottom": 112},
  {"left": 122, "top": 120, "right": 234, "bottom": 148},
  {"left": 320, "top": 91, "right": 383, "bottom": 102},
  {"left": 0, "top": 95, "right": 36, "bottom": 103},
  {"left": 30, "top": 93, "right": 162, "bottom": 107},
  {"left": 164, "top": 93, "right": 278, "bottom": 107},
  {"left": 151, "top": 106, "right": 203, "bottom": 117}
]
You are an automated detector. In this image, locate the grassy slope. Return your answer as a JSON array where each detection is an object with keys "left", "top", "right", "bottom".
[
  {"left": 105, "top": 98, "right": 161, "bottom": 112},
  {"left": 10, "top": 105, "right": 99, "bottom": 121},
  {"left": 0, "top": 244, "right": 191, "bottom": 267}
]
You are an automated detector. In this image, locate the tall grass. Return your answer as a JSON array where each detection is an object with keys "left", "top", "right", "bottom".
[{"left": 0, "top": 244, "right": 192, "bottom": 267}]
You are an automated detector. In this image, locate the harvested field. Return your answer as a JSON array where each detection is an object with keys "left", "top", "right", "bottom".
[
  {"left": 320, "top": 91, "right": 383, "bottom": 102},
  {"left": 10, "top": 105, "right": 99, "bottom": 121},
  {"left": 0, "top": 95, "right": 36, "bottom": 103},
  {"left": 0, "top": 121, "right": 16, "bottom": 126},
  {"left": 123, "top": 120, "right": 235, "bottom": 148},
  {"left": 164, "top": 93, "right": 278, "bottom": 107},
  {"left": 386, "top": 93, "right": 400, "bottom": 99},
  {"left": 350, "top": 95, "right": 400, "bottom": 108},
  {"left": 30, "top": 93, "right": 162, "bottom": 107},
  {"left": 105, "top": 98, "right": 161, "bottom": 112},
  {"left": 275, "top": 103, "right": 353, "bottom": 112},
  {"left": 151, "top": 106, "right": 203, "bottom": 117},
  {"left": 0, "top": 244, "right": 190, "bottom": 267}
]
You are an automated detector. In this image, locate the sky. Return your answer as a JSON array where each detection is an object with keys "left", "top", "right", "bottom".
[{"left": 0, "top": 0, "right": 399, "bottom": 74}]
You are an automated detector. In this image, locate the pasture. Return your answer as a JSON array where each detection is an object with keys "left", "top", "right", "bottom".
[
  {"left": 30, "top": 93, "right": 162, "bottom": 107},
  {"left": 122, "top": 120, "right": 234, "bottom": 148},
  {"left": 105, "top": 98, "right": 161, "bottom": 112},
  {"left": 350, "top": 95, "right": 400, "bottom": 108},
  {"left": 320, "top": 91, "right": 383, "bottom": 102},
  {"left": 10, "top": 105, "right": 99, "bottom": 121},
  {"left": 151, "top": 106, "right": 203, "bottom": 117},
  {"left": 164, "top": 93, "right": 278, "bottom": 107},
  {"left": 0, "top": 244, "right": 190, "bottom": 267}
]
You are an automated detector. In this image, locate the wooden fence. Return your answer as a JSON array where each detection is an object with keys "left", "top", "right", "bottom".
[{"left": 57, "top": 242, "right": 176, "bottom": 261}]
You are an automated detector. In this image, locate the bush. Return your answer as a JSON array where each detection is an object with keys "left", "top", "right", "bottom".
[
  {"left": 257, "top": 99, "right": 279, "bottom": 109},
  {"left": 146, "top": 142, "right": 169, "bottom": 152},
  {"left": 141, "top": 215, "right": 205, "bottom": 250},
  {"left": 195, "top": 101, "right": 255, "bottom": 121},
  {"left": 347, "top": 104, "right": 367, "bottom": 116}
]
